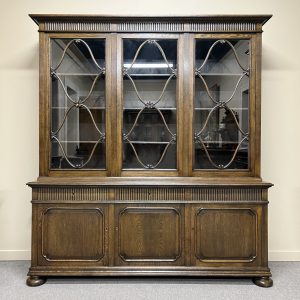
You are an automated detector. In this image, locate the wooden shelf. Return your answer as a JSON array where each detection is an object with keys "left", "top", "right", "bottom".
[
  {"left": 124, "top": 141, "right": 170, "bottom": 145},
  {"left": 52, "top": 107, "right": 105, "bottom": 109},
  {"left": 194, "top": 107, "right": 248, "bottom": 110},
  {"left": 124, "top": 107, "right": 176, "bottom": 111},
  {"left": 54, "top": 73, "right": 102, "bottom": 76},
  {"left": 196, "top": 73, "right": 247, "bottom": 76}
]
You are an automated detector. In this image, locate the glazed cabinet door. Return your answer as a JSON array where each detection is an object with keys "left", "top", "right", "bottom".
[
  {"left": 34, "top": 204, "right": 109, "bottom": 266},
  {"left": 43, "top": 35, "right": 112, "bottom": 176},
  {"left": 114, "top": 204, "right": 185, "bottom": 266},
  {"left": 191, "top": 35, "right": 258, "bottom": 176},
  {"left": 190, "top": 203, "right": 266, "bottom": 268},
  {"left": 116, "top": 35, "right": 184, "bottom": 176}
]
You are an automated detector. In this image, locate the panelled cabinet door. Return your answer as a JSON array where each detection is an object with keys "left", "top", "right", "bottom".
[
  {"left": 36, "top": 204, "right": 109, "bottom": 266},
  {"left": 114, "top": 204, "right": 185, "bottom": 266},
  {"left": 190, "top": 204, "right": 264, "bottom": 267}
]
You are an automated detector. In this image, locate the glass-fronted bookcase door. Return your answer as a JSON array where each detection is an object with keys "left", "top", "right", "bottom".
[
  {"left": 48, "top": 35, "right": 112, "bottom": 174},
  {"left": 116, "top": 34, "right": 184, "bottom": 176},
  {"left": 45, "top": 33, "right": 258, "bottom": 177},
  {"left": 192, "top": 35, "right": 257, "bottom": 175}
]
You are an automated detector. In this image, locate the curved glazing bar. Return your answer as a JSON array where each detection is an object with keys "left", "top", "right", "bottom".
[
  {"left": 124, "top": 72, "right": 175, "bottom": 107},
  {"left": 50, "top": 38, "right": 106, "bottom": 169},
  {"left": 51, "top": 39, "right": 105, "bottom": 73},
  {"left": 123, "top": 39, "right": 177, "bottom": 169},
  {"left": 194, "top": 39, "right": 250, "bottom": 169},
  {"left": 124, "top": 40, "right": 176, "bottom": 74},
  {"left": 196, "top": 39, "right": 249, "bottom": 73}
]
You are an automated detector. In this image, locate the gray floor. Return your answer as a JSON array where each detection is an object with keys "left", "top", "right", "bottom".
[{"left": 0, "top": 262, "right": 299, "bottom": 300}]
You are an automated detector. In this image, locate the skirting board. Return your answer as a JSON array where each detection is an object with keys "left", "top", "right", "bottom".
[
  {"left": 0, "top": 251, "right": 31, "bottom": 260},
  {"left": 0, "top": 250, "right": 300, "bottom": 261}
]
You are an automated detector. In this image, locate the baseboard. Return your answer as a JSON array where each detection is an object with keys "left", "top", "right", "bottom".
[
  {"left": 269, "top": 251, "right": 300, "bottom": 261},
  {"left": 0, "top": 250, "right": 299, "bottom": 261},
  {"left": 0, "top": 250, "right": 31, "bottom": 260}
]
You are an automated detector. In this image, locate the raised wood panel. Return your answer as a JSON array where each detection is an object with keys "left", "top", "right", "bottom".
[
  {"left": 116, "top": 206, "right": 183, "bottom": 264},
  {"left": 194, "top": 207, "right": 257, "bottom": 263},
  {"left": 41, "top": 207, "right": 105, "bottom": 262}
]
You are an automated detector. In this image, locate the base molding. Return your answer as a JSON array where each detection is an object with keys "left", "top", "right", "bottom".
[
  {"left": 1, "top": 251, "right": 300, "bottom": 261},
  {"left": 28, "top": 266, "right": 272, "bottom": 278}
]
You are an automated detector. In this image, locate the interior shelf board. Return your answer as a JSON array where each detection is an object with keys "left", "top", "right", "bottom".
[
  {"left": 124, "top": 107, "right": 176, "bottom": 111},
  {"left": 194, "top": 107, "right": 248, "bottom": 110},
  {"left": 124, "top": 141, "right": 170, "bottom": 144}
]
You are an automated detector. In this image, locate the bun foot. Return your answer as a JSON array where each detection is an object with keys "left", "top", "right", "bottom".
[
  {"left": 26, "top": 276, "right": 46, "bottom": 287},
  {"left": 253, "top": 276, "right": 273, "bottom": 288}
]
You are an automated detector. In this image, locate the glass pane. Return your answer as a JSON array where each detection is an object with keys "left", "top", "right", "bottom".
[
  {"left": 50, "top": 39, "right": 106, "bottom": 169},
  {"left": 194, "top": 39, "right": 250, "bottom": 170},
  {"left": 122, "top": 39, "right": 177, "bottom": 170}
]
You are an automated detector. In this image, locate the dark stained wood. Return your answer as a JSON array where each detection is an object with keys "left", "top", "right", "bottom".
[
  {"left": 253, "top": 276, "right": 273, "bottom": 288},
  {"left": 26, "top": 276, "right": 46, "bottom": 287},
  {"left": 28, "top": 14, "right": 273, "bottom": 287},
  {"left": 28, "top": 176, "right": 272, "bottom": 187},
  {"left": 39, "top": 32, "right": 50, "bottom": 176},
  {"left": 42, "top": 207, "right": 104, "bottom": 261},
  {"left": 177, "top": 34, "right": 185, "bottom": 176},
  {"left": 29, "top": 14, "right": 272, "bottom": 33},
  {"left": 194, "top": 206, "right": 258, "bottom": 263},
  {"left": 115, "top": 205, "right": 183, "bottom": 265},
  {"left": 185, "top": 34, "right": 195, "bottom": 176},
  {"left": 254, "top": 33, "right": 263, "bottom": 177}
]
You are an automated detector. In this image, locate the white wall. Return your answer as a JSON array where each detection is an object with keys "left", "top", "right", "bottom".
[{"left": 0, "top": 0, "right": 299, "bottom": 260}]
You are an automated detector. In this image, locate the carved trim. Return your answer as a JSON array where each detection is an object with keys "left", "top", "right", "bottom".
[
  {"left": 118, "top": 207, "right": 182, "bottom": 262},
  {"left": 115, "top": 187, "right": 186, "bottom": 201},
  {"left": 35, "top": 187, "right": 264, "bottom": 202},
  {"left": 189, "top": 22, "right": 256, "bottom": 32},
  {"left": 195, "top": 208, "right": 257, "bottom": 263},
  {"left": 37, "top": 187, "right": 110, "bottom": 201},
  {"left": 44, "top": 22, "right": 111, "bottom": 32},
  {"left": 41, "top": 207, "right": 105, "bottom": 262},
  {"left": 42, "top": 21, "right": 257, "bottom": 33},
  {"left": 117, "top": 22, "right": 184, "bottom": 32},
  {"left": 190, "top": 188, "right": 263, "bottom": 201}
]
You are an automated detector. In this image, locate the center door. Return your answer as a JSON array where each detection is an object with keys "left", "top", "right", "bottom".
[{"left": 115, "top": 34, "right": 184, "bottom": 176}]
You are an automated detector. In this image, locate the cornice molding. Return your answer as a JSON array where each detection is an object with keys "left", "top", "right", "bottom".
[{"left": 29, "top": 14, "right": 272, "bottom": 33}]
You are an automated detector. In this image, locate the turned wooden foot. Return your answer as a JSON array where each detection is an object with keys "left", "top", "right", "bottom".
[
  {"left": 26, "top": 276, "right": 46, "bottom": 287},
  {"left": 253, "top": 276, "right": 273, "bottom": 288}
]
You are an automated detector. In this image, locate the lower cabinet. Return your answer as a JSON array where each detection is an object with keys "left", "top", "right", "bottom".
[
  {"left": 33, "top": 201, "right": 268, "bottom": 271},
  {"left": 28, "top": 185, "right": 271, "bottom": 288}
]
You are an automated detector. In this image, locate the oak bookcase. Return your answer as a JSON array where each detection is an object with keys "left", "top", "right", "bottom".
[{"left": 27, "top": 14, "right": 273, "bottom": 287}]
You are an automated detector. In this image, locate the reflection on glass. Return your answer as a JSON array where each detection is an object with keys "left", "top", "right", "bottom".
[
  {"left": 50, "top": 39, "right": 106, "bottom": 169},
  {"left": 194, "top": 39, "right": 250, "bottom": 169},
  {"left": 122, "top": 39, "right": 177, "bottom": 169}
]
